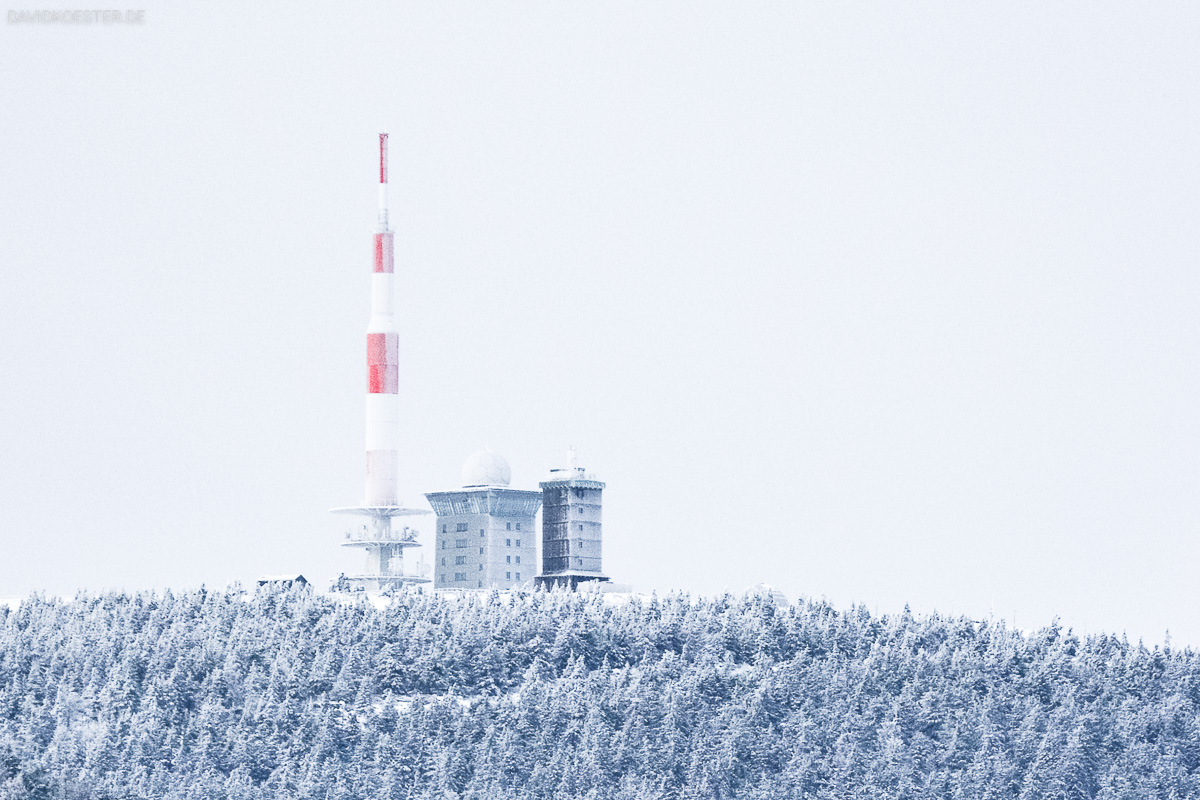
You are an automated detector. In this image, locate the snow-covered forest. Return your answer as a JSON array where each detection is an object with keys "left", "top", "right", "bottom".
[{"left": 1, "top": 587, "right": 1197, "bottom": 799}]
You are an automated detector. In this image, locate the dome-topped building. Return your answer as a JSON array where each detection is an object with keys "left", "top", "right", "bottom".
[
  {"left": 461, "top": 449, "right": 511, "bottom": 487},
  {"left": 426, "top": 449, "right": 542, "bottom": 591}
]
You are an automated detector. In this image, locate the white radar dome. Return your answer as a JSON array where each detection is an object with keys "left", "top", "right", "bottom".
[{"left": 462, "top": 449, "right": 511, "bottom": 487}]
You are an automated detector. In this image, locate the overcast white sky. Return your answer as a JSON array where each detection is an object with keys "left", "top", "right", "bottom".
[{"left": 2, "top": 2, "right": 1199, "bottom": 644}]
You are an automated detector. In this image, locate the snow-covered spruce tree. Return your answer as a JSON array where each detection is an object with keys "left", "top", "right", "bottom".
[{"left": 1, "top": 586, "right": 1199, "bottom": 798}]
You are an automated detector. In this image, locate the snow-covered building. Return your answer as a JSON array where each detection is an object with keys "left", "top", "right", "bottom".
[
  {"left": 425, "top": 450, "right": 542, "bottom": 590},
  {"left": 746, "top": 583, "right": 789, "bottom": 607},
  {"left": 535, "top": 449, "right": 609, "bottom": 589},
  {"left": 256, "top": 574, "right": 308, "bottom": 587}
]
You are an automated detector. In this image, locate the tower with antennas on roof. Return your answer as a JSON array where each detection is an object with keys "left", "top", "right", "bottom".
[{"left": 535, "top": 447, "right": 609, "bottom": 590}]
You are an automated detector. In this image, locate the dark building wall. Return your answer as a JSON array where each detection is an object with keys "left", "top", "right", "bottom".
[{"left": 539, "top": 480, "right": 604, "bottom": 575}]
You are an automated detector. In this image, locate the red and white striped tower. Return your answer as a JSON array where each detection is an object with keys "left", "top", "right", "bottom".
[
  {"left": 332, "top": 133, "right": 429, "bottom": 590},
  {"left": 366, "top": 132, "right": 400, "bottom": 506}
]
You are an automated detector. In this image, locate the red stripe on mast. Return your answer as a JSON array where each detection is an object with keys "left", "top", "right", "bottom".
[
  {"left": 373, "top": 233, "right": 394, "bottom": 273},
  {"left": 379, "top": 133, "right": 388, "bottom": 184},
  {"left": 367, "top": 332, "right": 399, "bottom": 394}
]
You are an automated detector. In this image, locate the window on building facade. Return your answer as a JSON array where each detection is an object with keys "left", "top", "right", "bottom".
[
  {"left": 455, "top": 539, "right": 467, "bottom": 548},
  {"left": 479, "top": 546, "right": 484, "bottom": 555},
  {"left": 456, "top": 523, "right": 468, "bottom": 532},
  {"left": 516, "top": 522, "right": 521, "bottom": 530},
  {"left": 440, "top": 557, "right": 446, "bottom": 566},
  {"left": 506, "top": 555, "right": 511, "bottom": 564},
  {"left": 478, "top": 580, "right": 483, "bottom": 588},
  {"left": 480, "top": 529, "right": 484, "bottom": 535},
  {"left": 516, "top": 556, "right": 521, "bottom": 564},
  {"left": 440, "top": 574, "right": 446, "bottom": 583},
  {"left": 442, "top": 524, "right": 447, "bottom": 532},
  {"left": 515, "top": 572, "right": 521, "bottom": 580},
  {"left": 480, "top": 530, "right": 485, "bottom": 538},
  {"left": 455, "top": 556, "right": 465, "bottom": 565},
  {"left": 579, "top": 524, "right": 583, "bottom": 531},
  {"left": 478, "top": 563, "right": 483, "bottom": 571},
  {"left": 515, "top": 539, "right": 521, "bottom": 547},
  {"left": 506, "top": 522, "right": 511, "bottom": 530},
  {"left": 505, "top": 538, "right": 511, "bottom": 547},
  {"left": 455, "top": 572, "right": 466, "bottom": 581},
  {"left": 506, "top": 571, "right": 511, "bottom": 580},
  {"left": 441, "top": 541, "right": 446, "bottom": 549}
]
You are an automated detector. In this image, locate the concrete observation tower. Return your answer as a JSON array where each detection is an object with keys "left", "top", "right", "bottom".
[
  {"left": 331, "top": 133, "right": 430, "bottom": 590},
  {"left": 535, "top": 448, "right": 609, "bottom": 589}
]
